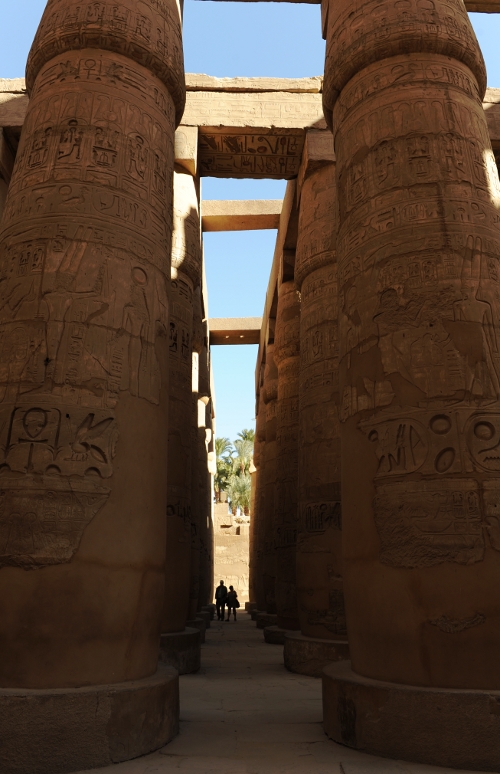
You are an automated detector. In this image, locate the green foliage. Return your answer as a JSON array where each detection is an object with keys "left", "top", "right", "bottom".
[
  {"left": 227, "top": 472, "right": 252, "bottom": 515},
  {"left": 214, "top": 437, "right": 233, "bottom": 501},
  {"left": 237, "top": 428, "right": 255, "bottom": 443},
  {"left": 214, "top": 427, "right": 255, "bottom": 510}
]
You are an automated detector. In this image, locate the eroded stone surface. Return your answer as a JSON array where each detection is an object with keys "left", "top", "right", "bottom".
[
  {"left": 163, "top": 167, "right": 201, "bottom": 635},
  {"left": 0, "top": 0, "right": 184, "bottom": 690},
  {"left": 262, "top": 344, "right": 278, "bottom": 614},
  {"left": 273, "top": 281, "right": 301, "bottom": 631},
  {"left": 323, "top": 0, "right": 500, "bottom": 690},
  {"left": 295, "top": 162, "right": 346, "bottom": 643}
]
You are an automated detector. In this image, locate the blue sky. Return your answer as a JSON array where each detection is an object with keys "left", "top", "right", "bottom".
[{"left": 1, "top": 3, "right": 500, "bottom": 443}]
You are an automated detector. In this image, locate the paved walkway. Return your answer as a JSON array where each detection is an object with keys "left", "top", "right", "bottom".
[{"left": 80, "top": 612, "right": 481, "bottom": 774}]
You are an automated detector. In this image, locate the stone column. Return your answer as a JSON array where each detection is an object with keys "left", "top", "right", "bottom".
[
  {"left": 273, "top": 281, "right": 301, "bottom": 633},
  {"left": 188, "top": 288, "right": 205, "bottom": 620},
  {"left": 322, "top": 0, "right": 500, "bottom": 768},
  {"left": 160, "top": 166, "right": 202, "bottom": 675},
  {"left": 198, "top": 394, "right": 213, "bottom": 612},
  {"left": 285, "top": 160, "right": 349, "bottom": 676},
  {"left": 249, "top": 391, "right": 267, "bottom": 611},
  {"left": 0, "top": 0, "right": 185, "bottom": 770},
  {"left": 261, "top": 343, "right": 278, "bottom": 615}
]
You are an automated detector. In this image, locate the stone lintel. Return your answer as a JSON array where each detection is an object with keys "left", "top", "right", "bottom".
[
  {"left": 183, "top": 90, "right": 326, "bottom": 129},
  {"left": 297, "top": 129, "right": 335, "bottom": 200},
  {"left": 466, "top": 0, "right": 500, "bottom": 9},
  {"left": 186, "top": 74, "right": 322, "bottom": 93},
  {"left": 174, "top": 125, "right": 198, "bottom": 176},
  {"left": 194, "top": 0, "right": 500, "bottom": 9},
  {"left": 202, "top": 200, "right": 282, "bottom": 231},
  {"left": 209, "top": 317, "right": 262, "bottom": 345}
]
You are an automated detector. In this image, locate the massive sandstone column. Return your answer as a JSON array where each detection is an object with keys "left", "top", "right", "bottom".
[
  {"left": 160, "top": 166, "right": 202, "bottom": 675},
  {"left": 0, "top": 0, "right": 185, "bottom": 770},
  {"left": 273, "top": 281, "right": 301, "bottom": 632},
  {"left": 285, "top": 161, "right": 349, "bottom": 675},
  {"left": 188, "top": 288, "right": 206, "bottom": 620},
  {"left": 322, "top": 0, "right": 500, "bottom": 767},
  {"left": 262, "top": 343, "right": 278, "bottom": 614},
  {"left": 250, "top": 391, "right": 267, "bottom": 611}
]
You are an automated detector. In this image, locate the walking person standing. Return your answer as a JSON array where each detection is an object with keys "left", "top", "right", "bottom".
[
  {"left": 215, "top": 579, "right": 228, "bottom": 621},
  {"left": 226, "top": 585, "right": 239, "bottom": 621}
]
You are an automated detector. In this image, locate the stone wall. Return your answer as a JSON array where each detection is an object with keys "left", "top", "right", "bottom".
[{"left": 213, "top": 503, "right": 250, "bottom": 604}]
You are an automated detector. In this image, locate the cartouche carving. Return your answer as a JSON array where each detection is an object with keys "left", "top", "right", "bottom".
[{"left": 323, "top": 0, "right": 500, "bottom": 686}]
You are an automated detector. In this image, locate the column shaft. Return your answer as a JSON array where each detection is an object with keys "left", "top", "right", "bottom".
[
  {"left": 274, "top": 281, "right": 300, "bottom": 630},
  {"left": 163, "top": 167, "right": 201, "bottom": 634},
  {"left": 324, "top": 0, "right": 500, "bottom": 689},
  {"left": 262, "top": 343, "right": 278, "bottom": 614},
  {"left": 0, "top": 0, "right": 184, "bottom": 689},
  {"left": 296, "top": 163, "right": 346, "bottom": 642}
]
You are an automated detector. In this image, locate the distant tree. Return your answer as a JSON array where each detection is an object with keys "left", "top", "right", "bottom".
[
  {"left": 227, "top": 472, "right": 252, "bottom": 516},
  {"left": 214, "top": 437, "right": 233, "bottom": 502},
  {"left": 232, "top": 438, "right": 254, "bottom": 477},
  {"left": 237, "top": 428, "right": 255, "bottom": 443}
]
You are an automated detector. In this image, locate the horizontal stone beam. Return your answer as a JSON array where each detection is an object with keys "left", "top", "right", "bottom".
[
  {"left": 183, "top": 89, "right": 325, "bottom": 129},
  {"left": 202, "top": 200, "right": 282, "bottom": 231},
  {"left": 1, "top": 81, "right": 500, "bottom": 179},
  {"left": 186, "top": 74, "right": 322, "bottom": 92},
  {"left": 194, "top": 0, "right": 500, "bottom": 8},
  {"left": 209, "top": 318, "right": 262, "bottom": 345}
]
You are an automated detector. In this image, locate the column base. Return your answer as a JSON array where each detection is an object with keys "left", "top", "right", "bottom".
[
  {"left": 0, "top": 664, "right": 178, "bottom": 774},
  {"left": 264, "top": 625, "right": 287, "bottom": 644},
  {"left": 251, "top": 608, "right": 265, "bottom": 621},
  {"left": 159, "top": 627, "right": 201, "bottom": 675},
  {"left": 201, "top": 604, "right": 215, "bottom": 620},
  {"left": 256, "top": 612, "right": 278, "bottom": 629},
  {"left": 285, "top": 631, "right": 349, "bottom": 677},
  {"left": 186, "top": 617, "right": 206, "bottom": 643},
  {"left": 245, "top": 602, "right": 258, "bottom": 612},
  {"left": 323, "top": 660, "right": 500, "bottom": 771},
  {"left": 196, "top": 610, "right": 211, "bottom": 629}
]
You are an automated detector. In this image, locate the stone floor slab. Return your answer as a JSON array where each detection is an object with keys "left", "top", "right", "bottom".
[{"left": 76, "top": 613, "right": 484, "bottom": 774}]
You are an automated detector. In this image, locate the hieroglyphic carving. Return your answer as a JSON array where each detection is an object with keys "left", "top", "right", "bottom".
[
  {"left": 0, "top": 0, "right": 182, "bottom": 581},
  {"left": 198, "top": 131, "right": 303, "bottom": 179},
  {"left": 361, "top": 407, "right": 500, "bottom": 566},
  {"left": 429, "top": 613, "right": 485, "bottom": 632},
  {"left": 323, "top": 0, "right": 500, "bottom": 685},
  {"left": 0, "top": 404, "right": 117, "bottom": 568},
  {"left": 163, "top": 167, "right": 201, "bottom": 633},
  {"left": 0, "top": 53, "right": 172, "bottom": 411},
  {"left": 373, "top": 479, "right": 484, "bottom": 568},
  {"left": 26, "top": 0, "right": 185, "bottom": 120},
  {"left": 295, "top": 162, "right": 345, "bottom": 641}
]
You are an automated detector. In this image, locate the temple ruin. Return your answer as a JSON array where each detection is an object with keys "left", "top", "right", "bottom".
[{"left": 1, "top": 0, "right": 500, "bottom": 771}]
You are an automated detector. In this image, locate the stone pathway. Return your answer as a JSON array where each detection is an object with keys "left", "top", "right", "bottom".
[{"left": 79, "top": 613, "right": 482, "bottom": 774}]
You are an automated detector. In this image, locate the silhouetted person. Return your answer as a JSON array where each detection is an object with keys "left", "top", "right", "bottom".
[
  {"left": 226, "top": 585, "right": 239, "bottom": 621},
  {"left": 215, "top": 579, "right": 227, "bottom": 621}
]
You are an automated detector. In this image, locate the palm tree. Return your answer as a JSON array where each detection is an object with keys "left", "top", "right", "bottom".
[
  {"left": 214, "top": 437, "right": 234, "bottom": 502},
  {"left": 232, "top": 438, "right": 254, "bottom": 477},
  {"left": 227, "top": 472, "right": 252, "bottom": 516},
  {"left": 237, "top": 428, "right": 255, "bottom": 443}
]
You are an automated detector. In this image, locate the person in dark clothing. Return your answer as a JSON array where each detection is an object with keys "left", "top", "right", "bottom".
[
  {"left": 215, "top": 579, "right": 227, "bottom": 621},
  {"left": 226, "top": 585, "right": 239, "bottom": 621}
]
